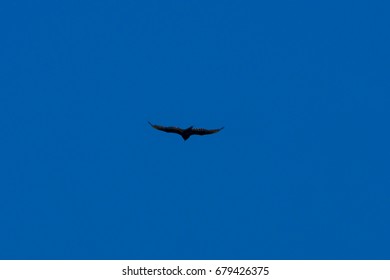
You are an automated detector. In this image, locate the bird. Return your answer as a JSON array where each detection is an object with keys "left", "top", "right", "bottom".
[{"left": 148, "top": 121, "right": 224, "bottom": 141}]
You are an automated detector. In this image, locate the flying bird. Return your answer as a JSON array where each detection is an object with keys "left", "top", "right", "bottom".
[{"left": 148, "top": 121, "right": 224, "bottom": 141}]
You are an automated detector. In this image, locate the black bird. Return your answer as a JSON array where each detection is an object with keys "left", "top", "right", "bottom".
[{"left": 148, "top": 122, "right": 224, "bottom": 141}]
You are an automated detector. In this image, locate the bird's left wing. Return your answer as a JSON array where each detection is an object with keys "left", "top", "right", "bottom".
[{"left": 191, "top": 127, "right": 224, "bottom": 136}]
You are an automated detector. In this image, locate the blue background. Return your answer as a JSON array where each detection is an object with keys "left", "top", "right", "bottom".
[{"left": 1, "top": 1, "right": 389, "bottom": 259}]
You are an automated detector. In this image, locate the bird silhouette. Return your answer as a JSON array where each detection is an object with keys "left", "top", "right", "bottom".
[{"left": 148, "top": 121, "right": 223, "bottom": 141}]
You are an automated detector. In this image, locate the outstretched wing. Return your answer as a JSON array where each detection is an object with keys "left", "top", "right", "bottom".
[
  {"left": 148, "top": 121, "right": 183, "bottom": 134},
  {"left": 190, "top": 127, "right": 224, "bottom": 136}
]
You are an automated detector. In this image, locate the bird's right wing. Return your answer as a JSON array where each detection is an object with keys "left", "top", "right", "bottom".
[{"left": 148, "top": 122, "right": 183, "bottom": 134}]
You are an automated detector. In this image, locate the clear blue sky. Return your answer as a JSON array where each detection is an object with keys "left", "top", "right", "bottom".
[{"left": 1, "top": 1, "right": 389, "bottom": 259}]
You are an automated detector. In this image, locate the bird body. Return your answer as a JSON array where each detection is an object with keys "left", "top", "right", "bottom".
[{"left": 148, "top": 122, "right": 223, "bottom": 141}]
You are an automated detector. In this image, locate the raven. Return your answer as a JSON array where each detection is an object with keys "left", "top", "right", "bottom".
[{"left": 148, "top": 122, "right": 223, "bottom": 141}]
